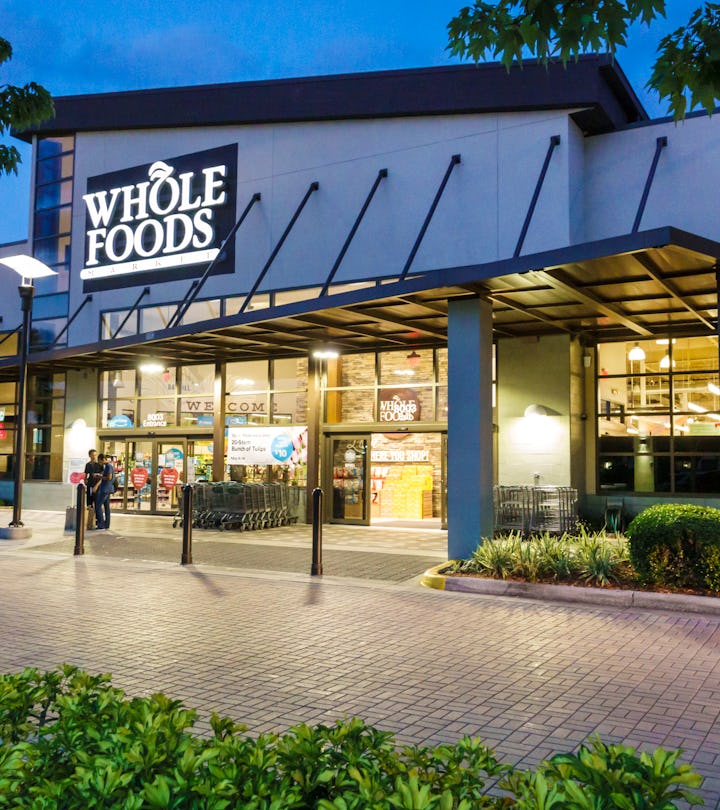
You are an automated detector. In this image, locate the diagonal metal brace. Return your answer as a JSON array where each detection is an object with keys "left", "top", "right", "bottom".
[
  {"left": 49, "top": 295, "right": 93, "bottom": 348},
  {"left": 320, "top": 168, "right": 388, "bottom": 296},
  {"left": 632, "top": 136, "right": 668, "bottom": 233},
  {"left": 0, "top": 323, "right": 21, "bottom": 350},
  {"left": 110, "top": 287, "right": 150, "bottom": 340},
  {"left": 240, "top": 182, "right": 319, "bottom": 314},
  {"left": 168, "top": 192, "right": 262, "bottom": 328},
  {"left": 514, "top": 135, "right": 561, "bottom": 258},
  {"left": 400, "top": 154, "right": 461, "bottom": 279}
]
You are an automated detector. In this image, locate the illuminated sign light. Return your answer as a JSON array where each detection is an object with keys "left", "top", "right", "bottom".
[{"left": 82, "top": 144, "right": 237, "bottom": 292}]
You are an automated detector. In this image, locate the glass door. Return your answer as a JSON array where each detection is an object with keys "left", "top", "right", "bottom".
[
  {"left": 156, "top": 441, "right": 186, "bottom": 514},
  {"left": 100, "top": 437, "right": 191, "bottom": 514},
  {"left": 327, "top": 435, "right": 370, "bottom": 525}
]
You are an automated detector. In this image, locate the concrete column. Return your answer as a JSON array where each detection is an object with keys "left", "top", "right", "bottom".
[{"left": 447, "top": 296, "right": 494, "bottom": 559}]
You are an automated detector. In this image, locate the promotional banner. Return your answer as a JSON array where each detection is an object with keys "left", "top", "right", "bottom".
[
  {"left": 227, "top": 426, "right": 307, "bottom": 466},
  {"left": 82, "top": 144, "right": 238, "bottom": 292}
]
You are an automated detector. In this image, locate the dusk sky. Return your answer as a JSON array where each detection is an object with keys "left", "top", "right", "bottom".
[{"left": 0, "top": 0, "right": 695, "bottom": 244}]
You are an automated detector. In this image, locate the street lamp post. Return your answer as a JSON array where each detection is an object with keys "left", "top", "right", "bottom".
[{"left": 0, "top": 256, "right": 57, "bottom": 540}]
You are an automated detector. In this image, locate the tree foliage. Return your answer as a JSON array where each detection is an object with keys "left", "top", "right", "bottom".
[
  {"left": 446, "top": 1, "right": 720, "bottom": 119},
  {"left": 0, "top": 36, "right": 54, "bottom": 175}
]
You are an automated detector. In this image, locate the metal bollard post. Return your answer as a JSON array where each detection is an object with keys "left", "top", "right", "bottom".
[
  {"left": 181, "top": 483, "right": 193, "bottom": 565},
  {"left": 311, "top": 487, "right": 323, "bottom": 575},
  {"left": 74, "top": 482, "right": 86, "bottom": 556}
]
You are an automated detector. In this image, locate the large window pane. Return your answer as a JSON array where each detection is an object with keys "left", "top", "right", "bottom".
[
  {"left": 272, "top": 357, "right": 307, "bottom": 391},
  {"left": 35, "top": 153, "right": 74, "bottom": 185},
  {"left": 35, "top": 180, "right": 72, "bottom": 210},
  {"left": 38, "top": 136, "right": 74, "bottom": 160},
  {"left": 380, "top": 350, "right": 433, "bottom": 384},
  {"left": 34, "top": 206, "right": 72, "bottom": 239},
  {"left": 139, "top": 366, "right": 176, "bottom": 397}
]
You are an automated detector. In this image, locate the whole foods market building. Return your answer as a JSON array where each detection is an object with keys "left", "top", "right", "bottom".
[{"left": 3, "top": 55, "right": 720, "bottom": 558}]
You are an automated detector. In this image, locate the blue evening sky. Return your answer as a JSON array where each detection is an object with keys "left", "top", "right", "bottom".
[{"left": 0, "top": 0, "right": 695, "bottom": 245}]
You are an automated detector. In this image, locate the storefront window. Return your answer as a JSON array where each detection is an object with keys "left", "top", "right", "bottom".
[
  {"left": 597, "top": 336, "right": 720, "bottom": 494},
  {"left": 33, "top": 136, "right": 74, "bottom": 301},
  {"left": 380, "top": 350, "right": 434, "bottom": 384},
  {"left": 0, "top": 373, "right": 64, "bottom": 481}
]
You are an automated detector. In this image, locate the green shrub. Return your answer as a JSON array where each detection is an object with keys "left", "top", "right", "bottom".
[
  {"left": 0, "top": 666, "right": 704, "bottom": 808},
  {"left": 625, "top": 503, "right": 720, "bottom": 591},
  {"left": 502, "top": 736, "right": 702, "bottom": 809},
  {"left": 458, "top": 530, "right": 628, "bottom": 586}
]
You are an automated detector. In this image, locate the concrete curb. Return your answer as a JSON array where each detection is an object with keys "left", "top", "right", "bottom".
[{"left": 421, "top": 563, "right": 720, "bottom": 615}]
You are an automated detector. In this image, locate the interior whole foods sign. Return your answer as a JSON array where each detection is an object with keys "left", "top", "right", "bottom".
[
  {"left": 81, "top": 144, "right": 238, "bottom": 292},
  {"left": 379, "top": 389, "right": 421, "bottom": 422}
]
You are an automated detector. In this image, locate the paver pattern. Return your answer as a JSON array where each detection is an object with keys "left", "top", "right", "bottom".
[{"left": 0, "top": 511, "right": 719, "bottom": 805}]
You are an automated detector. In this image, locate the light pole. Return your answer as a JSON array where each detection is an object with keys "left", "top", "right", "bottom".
[{"left": 0, "top": 255, "right": 57, "bottom": 540}]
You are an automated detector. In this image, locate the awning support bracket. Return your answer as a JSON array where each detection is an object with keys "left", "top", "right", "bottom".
[
  {"left": 514, "top": 135, "right": 561, "bottom": 258},
  {"left": 320, "top": 168, "right": 388, "bottom": 296},
  {"left": 49, "top": 295, "right": 93, "bottom": 349},
  {"left": 110, "top": 287, "right": 150, "bottom": 340},
  {"left": 0, "top": 324, "right": 21, "bottom": 350},
  {"left": 400, "top": 154, "right": 461, "bottom": 279},
  {"left": 632, "top": 136, "right": 668, "bottom": 233},
  {"left": 240, "top": 182, "right": 319, "bottom": 314},
  {"left": 168, "top": 191, "right": 262, "bottom": 328}
]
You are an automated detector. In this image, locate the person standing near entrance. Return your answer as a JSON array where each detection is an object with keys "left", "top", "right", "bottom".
[
  {"left": 94, "top": 453, "right": 114, "bottom": 530},
  {"left": 84, "top": 449, "right": 102, "bottom": 508}
]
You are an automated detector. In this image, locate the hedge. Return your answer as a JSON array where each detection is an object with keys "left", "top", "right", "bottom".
[
  {"left": 625, "top": 503, "right": 720, "bottom": 591},
  {"left": 0, "top": 665, "right": 703, "bottom": 808}
]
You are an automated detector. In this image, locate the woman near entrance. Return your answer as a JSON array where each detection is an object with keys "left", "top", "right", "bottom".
[{"left": 94, "top": 453, "right": 114, "bottom": 530}]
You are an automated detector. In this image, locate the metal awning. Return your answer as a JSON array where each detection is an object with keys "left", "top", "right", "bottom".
[{"left": 0, "top": 226, "right": 717, "bottom": 381}]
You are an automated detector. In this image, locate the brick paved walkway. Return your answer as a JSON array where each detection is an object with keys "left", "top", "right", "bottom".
[{"left": 0, "top": 537, "right": 718, "bottom": 804}]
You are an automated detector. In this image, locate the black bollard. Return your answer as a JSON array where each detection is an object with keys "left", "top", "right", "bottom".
[
  {"left": 74, "top": 482, "right": 86, "bottom": 556},
  {"left": 311, "top": 487, "right": 323, "bottom": 575},
  {"left": 181, "top": 483, "right": 193, "bottom": 565}
]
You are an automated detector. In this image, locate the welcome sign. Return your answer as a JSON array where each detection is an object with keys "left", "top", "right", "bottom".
[{"left": 81, "top": 144, "right": 238, "bottom": 292}]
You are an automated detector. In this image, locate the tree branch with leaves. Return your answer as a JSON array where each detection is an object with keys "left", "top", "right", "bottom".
[
  {"left": 0, "top": 36, "right": 54, "bottom": 175},
  {"left": 446, "top": 1, "right": 720, "bottom": 119}
]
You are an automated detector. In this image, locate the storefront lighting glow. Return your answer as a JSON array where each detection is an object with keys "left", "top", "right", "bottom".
[
  {"left": 312, "top": 348, "right": 339, "bottom": 359},
  {"left": 139, "top": 361, "right": 165, "bottom": 374},
  {"left": 688, "top": 402, "right": 707, "bottom": 413},
  {"left": 709, "top": 383, "right": 720, "bottom": 396},
  {"left": 628, "top": 343, "right": 646, "bottom": 361}
]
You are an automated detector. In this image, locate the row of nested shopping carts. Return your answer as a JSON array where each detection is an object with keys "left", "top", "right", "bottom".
[
  {"left": 174, "top": 482, "right": 302, "bottom": 531},
  {"left": 493, "top": 485, "right": 578, "bottom": 535}
]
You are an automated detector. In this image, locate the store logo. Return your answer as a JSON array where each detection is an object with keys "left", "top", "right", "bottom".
[
  {"left": 81, "top": 144, "right": 237, "bottom": 292},
  {"left": 379, "top": 389, "right": 421, "bottom": 422}
]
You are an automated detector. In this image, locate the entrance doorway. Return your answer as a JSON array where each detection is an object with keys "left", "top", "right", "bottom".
[
  {"left": 328, "top": 435, "right": 370, "bottom": 524},
  {"left": 325, "top": 432, "right": 446, "bottom": 527},
  {"left": 99, "top": 437, "right": 213, "bottom": 514}
]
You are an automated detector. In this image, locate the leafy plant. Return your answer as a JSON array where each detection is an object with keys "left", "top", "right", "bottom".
[
  {"left": 460, "top": 531, "right": 523, "bottom": 578},
  {"left": 0, "top": 666, "right": 704, "bottom": 808},
  {"left": 501, "top": 735, "right": 703, "bottom": 809},
  {"left": 625, "top": 503, "right": 720, "bottom": 591},
  {"left": 575, "top": 533, "right": 628, "bottom": 588}
]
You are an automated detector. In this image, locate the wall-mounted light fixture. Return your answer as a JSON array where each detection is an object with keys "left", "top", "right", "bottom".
[
  {"left": 111, "top": 371, "right": 125, "bottom": 388},
  {"left": 406, "top": 350, "right": 421, "bottom": 369}
]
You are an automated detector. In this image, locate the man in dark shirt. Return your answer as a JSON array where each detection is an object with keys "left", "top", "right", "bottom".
[
  {"left": 94, "top": 453, "right": 114, "bottom": 530},
  {"left": 84, "top": 449, "right": 102, "bottom": 507}
]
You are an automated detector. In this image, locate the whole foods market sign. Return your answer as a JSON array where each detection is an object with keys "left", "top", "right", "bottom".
[
  {"left": 81, "top": 144, "right": 237, "bottom": 292},
  {"left": 379, "top": 389, "right": 421, "bottom": 422}
]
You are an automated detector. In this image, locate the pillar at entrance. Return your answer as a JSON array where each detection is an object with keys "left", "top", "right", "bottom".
[{"left": 447, "top": 297, "right": 494, "bottom": 559}]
